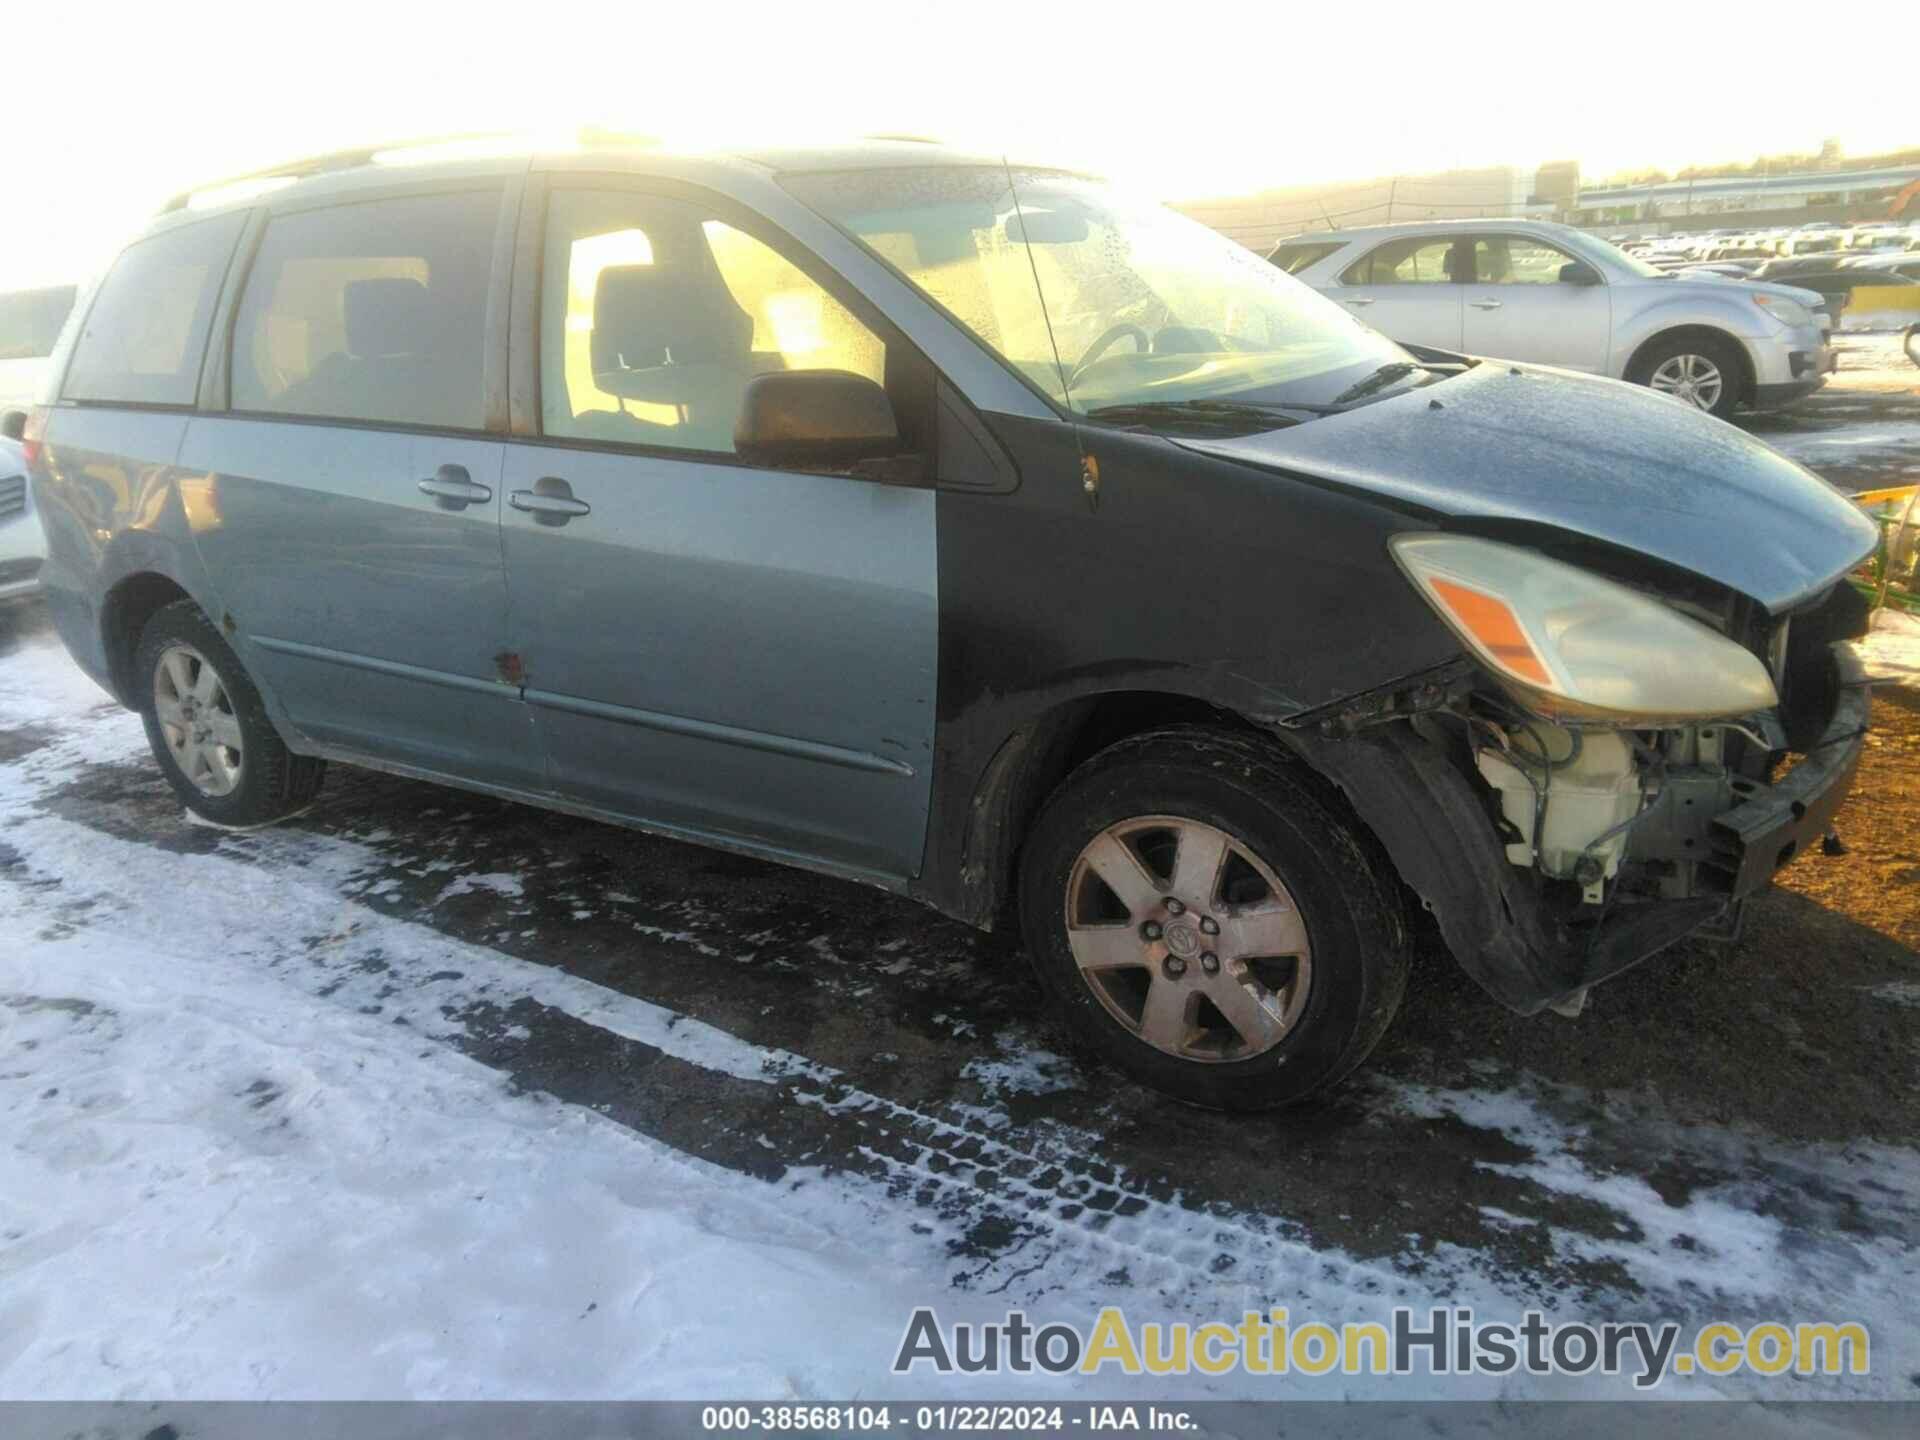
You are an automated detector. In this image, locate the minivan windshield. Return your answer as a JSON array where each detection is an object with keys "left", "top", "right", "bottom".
[{"left": 785, "top": 166, "right": 1411, "bottom": 419}]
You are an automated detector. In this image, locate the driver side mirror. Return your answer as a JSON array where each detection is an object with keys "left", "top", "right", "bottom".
[
  {"left": 1559, "top": 262, "right": 1602, "bottom": 286},
  {"left": 734, "top": 370, "right": 902, "bottom": 470},
  {"left": 0, "top": 410, "right": 26, "bottom": 443}
]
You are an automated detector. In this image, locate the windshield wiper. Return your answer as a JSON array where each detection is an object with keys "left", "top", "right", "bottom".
[
  {"left": 1083, "top": 398, "right": 1338, "bottom": 430},
  {"left": 1327, "top": 361, "right": 1426, "bottom": 407}
]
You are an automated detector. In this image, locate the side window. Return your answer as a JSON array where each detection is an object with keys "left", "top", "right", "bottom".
[
  {"left": 1472, "top": 235, "right": 1580, "bottom": 285},
  {"left": 231, "top": 190, "right": 498, "bottom": 430},
  {"left": 64, "top": 214, "right": 246, "bottom": 405},
  {"left": 541, "top": 189, "right": 888, "bottom": 454},
  {"left": 1339, "top": 237, "right": 1459, "bottom": 286},
  {"left": 1270, "top": 241, "right": 1343, "bottom": 275}
]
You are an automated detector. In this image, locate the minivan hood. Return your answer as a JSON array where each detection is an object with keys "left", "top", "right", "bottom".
[{"left": 1174, "top": 364, "right": 1876, "bottom": 612}]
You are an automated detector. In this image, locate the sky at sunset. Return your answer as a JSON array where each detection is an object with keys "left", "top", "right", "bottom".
[{"left": 6, "top": 0, "right": 1915, "bottom": 287}]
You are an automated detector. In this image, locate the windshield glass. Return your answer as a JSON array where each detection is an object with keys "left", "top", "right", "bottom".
[{"left": 784, "top": 166, "right": 1408, "bottom": 416}]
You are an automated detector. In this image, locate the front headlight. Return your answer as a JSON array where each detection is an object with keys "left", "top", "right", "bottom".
[
  {"left": 1391, "top": 534, "right": 1778, "bottom": 723},
  {"left": 1751, "top": 291, "right": 1815, "bottom": 329}
]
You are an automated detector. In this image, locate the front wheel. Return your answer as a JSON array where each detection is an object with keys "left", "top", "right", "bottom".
[
  {"left": 1628, "top": 333, "right": 1743, "bottom": 419},
  {"left": 1018, "top": 729, "right": 1409, "bottom": 1111},
  {"left": 135, "top": 599, "right": 326, "bottom": 826}
]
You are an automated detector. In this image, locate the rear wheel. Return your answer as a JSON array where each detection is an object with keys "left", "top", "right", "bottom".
[
  {"left": 1629, "top": 332, "right": 1743, "bottom": 419},
  {"left": 134, "top": 600, "right": 325, "bottom": 826},
  {"left": 1018, "top": 728, "right": 1409, "bottom": 1111}
]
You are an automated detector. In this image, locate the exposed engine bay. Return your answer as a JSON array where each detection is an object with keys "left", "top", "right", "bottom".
[{"left": 1281, "top": 572, "right": 1872, "bottom": 1017}]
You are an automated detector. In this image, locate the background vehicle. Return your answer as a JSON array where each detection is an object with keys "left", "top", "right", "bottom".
[
  {"left": 1275, "top": 218, "right": 1831, "bottom": 417},
  {"left": 1749, "top": 265, "right": 1919, "bottom": 321},
  {"left": 0, "top": 435, "right": 45, "bottom": 604},
  {"left": 9, "top": 139, "right": 1879, "bottom": 1111},
  {"left": 0, "top": 285, "right": 78, "bottom": 409},
  {"left": 1842, "top": 252, "right": 1920, "bottom": 282}
]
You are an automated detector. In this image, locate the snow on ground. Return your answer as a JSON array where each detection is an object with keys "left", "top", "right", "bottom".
[
  {"left": 1764, "top": 420, "right": 1920, "bottom": 465},
  {"left": 1, "top": 634, "right": 1915, "bottom": 1406},
  {"left": 1827, "top": 331, "right": 1920, "bottom": 390},
  {"left": 1862, "top": 607, "right": 1920, "bottom": 690}
]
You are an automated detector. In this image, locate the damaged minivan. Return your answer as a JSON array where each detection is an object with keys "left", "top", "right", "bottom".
[{"left": 10, "top": 139, "right": 1877, "bottom": 1109}]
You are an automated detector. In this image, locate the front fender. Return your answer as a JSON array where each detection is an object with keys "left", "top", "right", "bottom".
[{"left": 1610, "top": 291, "right": 1771, "bottom": 376}]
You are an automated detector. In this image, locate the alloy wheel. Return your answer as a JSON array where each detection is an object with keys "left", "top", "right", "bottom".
[
  {"left": 1647, "top": 353, "right": 1724, "bottom": 412},
  {"left": 152, "top": 643, "right": 244, "bottom": 797},
  {"left": 1063, "top": 815, "right": 1312, "bottom": 1063}
]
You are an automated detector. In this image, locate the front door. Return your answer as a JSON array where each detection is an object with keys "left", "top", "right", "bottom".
[
  {"left": 184, "top": 187, "right": 541, "bottom": 788},
  {"left": 1327, "top": 234, "right": 1465, "bottom": 350},
  {"left": 499, "top": 183, "right": 938, "bottom": 879},
  {"left": 1459, "top": 232, "right": 1612, "bottom": 372}
]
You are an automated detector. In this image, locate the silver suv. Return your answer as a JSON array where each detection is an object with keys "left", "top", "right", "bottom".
[{"left": 1273, "top": 220, "right": 1831, "bottom": 418}]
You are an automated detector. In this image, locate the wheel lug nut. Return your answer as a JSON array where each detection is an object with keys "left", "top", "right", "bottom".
[
  {"left": 1165, "top": 898, "right": 1185, "bottom": 916},
  {"left": 1142, "top": 921, "right": 1163, "bottom": 941},
  {"left": 1163, "top": 955, "right": 1188, "bottom": 978},
  {"left": 1201, "top": 952, "right": 1220, "bottom": 975},
  {"left": 1199, "top": 916, "right": 1219, "bottom": 936}
]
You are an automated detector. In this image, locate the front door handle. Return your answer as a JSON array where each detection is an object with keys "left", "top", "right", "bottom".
[
  {"left": 509, "top": 476, "right": 591, "bottom": 526},
  {"left": 1469, "top": 297, "right": 1504, "bottom": 310},
  {"left": 1342, "top": 296, "right": 1376, "bottom": 307},
  {"left": 418, "top": 464, "right": 493, "bottom": 509}
]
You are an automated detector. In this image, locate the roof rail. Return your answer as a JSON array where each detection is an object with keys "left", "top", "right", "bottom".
[{"left": 156, "top": 130, "right": 540, "bottom": 213}]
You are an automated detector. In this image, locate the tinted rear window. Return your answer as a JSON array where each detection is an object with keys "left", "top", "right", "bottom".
[
  {"left": 230, "top": 190, "right": 498, "bottom": 431},
  {"left": 0, "top": 286, "right": 78, "bottom": 360},
  {"left": 64, "top": 214, "right": 245, "bottom": 406}
]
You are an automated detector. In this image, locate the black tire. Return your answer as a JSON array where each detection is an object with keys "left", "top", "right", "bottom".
[
  {"left": 134, "top": 599, "right": 325, "bottom": 826},
  {"left": 1626, "top": 331, "right": 1745, "bottom": 419},
  {"left": 1018, "top": 727, "right": 1409, "bottom": 1111}
]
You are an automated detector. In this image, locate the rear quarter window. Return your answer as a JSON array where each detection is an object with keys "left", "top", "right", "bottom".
[{"left": 63, "top": 213, "right": 246, "bottom": 406}]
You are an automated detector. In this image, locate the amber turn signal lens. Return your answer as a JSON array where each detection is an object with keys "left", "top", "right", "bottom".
[{"left": 1425, "top": 578, "right": 1554, "bottom": 688}]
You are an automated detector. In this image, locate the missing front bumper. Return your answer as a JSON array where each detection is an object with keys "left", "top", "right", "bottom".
[
  {"left": 1284, "top": 643, "right": 1871, "bottom": 1016},
  {"left": 1709, "top": 643, "right": 1869, "bottom": 897}
]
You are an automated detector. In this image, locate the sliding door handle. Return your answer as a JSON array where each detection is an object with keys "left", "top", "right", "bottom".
[
  {"left": 418, "top": 464, "right": 492, "bottom": 509},
  {"left": 509, "top": 477, "right": 591, "bottom": 526}
]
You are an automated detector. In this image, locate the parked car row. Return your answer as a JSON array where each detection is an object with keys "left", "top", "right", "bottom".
[
  {"left": 1621, "top": 220, "right": 1920, "bottom": 265},
  {"left": 6, "top": 137, "right": 1877, "bottom": 1108},
  {"left": 1270, "top": 218, "right": 1833, "bottom": 418}
]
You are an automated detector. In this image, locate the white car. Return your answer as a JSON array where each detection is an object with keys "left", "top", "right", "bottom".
[
  {"left": 1272, "top": 219, "right": 1832, "bottom": 419},
  {"left": 0, "top": 435, "right": 44, "bottom": 604},
  {"left": 0, "top": 285, "right": 78, "bottom": 410}
]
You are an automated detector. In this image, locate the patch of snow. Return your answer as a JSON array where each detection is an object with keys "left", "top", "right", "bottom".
[
  {"left": 961, "top": 1033, "right": 1084, "bottom": 1099},
  {"left": 1868, "top": 980, "right": 1920, "bottom": 1008},
  {"left": 0, "top": 636, "right": 114, "bottom": 727},
  {"left": 1862, "top": 606, "right": 1920, "bottom": 690},
  {"left": 1762, "top": 420, "right": 1920, "bottom": 460},
  {"left": 434, "top": 871, "right": 527, "bottom": 903}
]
